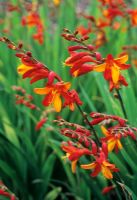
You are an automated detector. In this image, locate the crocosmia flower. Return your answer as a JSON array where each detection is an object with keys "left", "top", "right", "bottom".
[
  {"left": 34, "top": 81, "right": 71, "bottom": 112},
  {"left": 101, "top": 126, "right": 123, "bottom": 152},
  {"left": 93, "top": 54, "right": 130, "bottom": 84},
  {"left": 81, "top": 151, "right": 119, "bottom": 179},
  {"left": 61, "top": 142, "right": 92, "bottom": 173}
]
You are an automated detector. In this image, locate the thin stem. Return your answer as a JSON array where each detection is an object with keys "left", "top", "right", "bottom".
[
  {"left": 76, "top": 104, "right": 101, "bottom": 146},
  {"left": 115, "top": 173, "right": 132, "bottom": 200},
  {"left": 115, "top": 89, "right": 128, "bottom": 119}
]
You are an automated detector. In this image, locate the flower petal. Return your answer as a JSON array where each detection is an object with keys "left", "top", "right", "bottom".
[
  {"left": 34, "top": 87, "right": 51, "bottom": 95},
  {"left": 91, "top": 164, "right": 101, "bottom": 177},
  {"left": 42, "top": 92, "right": 54, "bottom": 106},
  {"left": 93, "top": 63, "right": 106, "bottom": 72},
  {"left": 111, "top": 64, "right": 120, "bottom": 84},
  {"left": 115, "top": 54, "right": 128, "bottom": 64},
  {"left": 53, "top": 93, "right": 62, "bottom": 112},
  {"left": 17, "top": 64, "right": 33, "bottom": 75},
  {"left": 108, "top": 139, "right": 116, "bottom": 152},
  {"left": 101, "top": 165, "right": 113, "bottom": 179},
  {"left": 71, "top": 160, "right": 78, "bottom": 173},
  {"left": 81, "top": 162, "right": 96, "bottom": 169},
  {"left": 101, "top": 126, "right": 110, "bottom": 136}
]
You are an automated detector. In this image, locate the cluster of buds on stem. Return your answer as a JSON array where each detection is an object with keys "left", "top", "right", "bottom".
[{"left": 12, "top": 85, "right": 40, "bottom": 110}]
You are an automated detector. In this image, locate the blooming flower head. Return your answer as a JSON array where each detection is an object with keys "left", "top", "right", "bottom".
[
  {"left": 101, "top": 126, "right": 123, "bottom": 153},
  {"left": 61, "top": 142, "right": 92, "bottom": 173},
  {"left": 34, "top": 81, "right": 71, "bottom": 112},
  {"left": 93, "top": 54, "right": 130, "bottom": 85},
  {"left": 81, "top": 151, "right": 119, "bottom": 179}
]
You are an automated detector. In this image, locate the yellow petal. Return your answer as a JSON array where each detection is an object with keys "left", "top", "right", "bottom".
[
  {"left": 115, "top": 54, "right": 128, "bottom": 64},
  {"left": 17, "top": 64, "right": 32, "bottom": 74},
  {"left": 81, "top": 162, "right": 96, "bottom": 169},
  {"left": 53, "top": 93, "right": 62, "bottom": 112},
  {"left": 34, "top": 87, "right": 51, "bottom": 95},
  {"left": 108, "top": 139, "right": 116, "bottom": 152},
  {"left": 71, "top": 160, "right": 78, "bottom": 173},
  {"left": 93, "top": 63, "right": 106, "bottom": 72},
  {"left": 117, "top": 140, "right": 123, "bottom": 149},
  {"left": 111, "top": 64, "right": 120, "bottom": 84},
  {"left": 101, "top": 126, "right": 110, "bottom": 136},
  {"left": 101, "top": 165, "right": 113, "bottom": 179}
]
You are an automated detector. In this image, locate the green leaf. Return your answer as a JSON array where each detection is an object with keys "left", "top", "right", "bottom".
[{"left": 44, "top": 187, "right": 62, "bottom": 200}]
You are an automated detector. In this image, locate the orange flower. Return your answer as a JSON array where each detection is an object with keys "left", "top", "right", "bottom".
[
  {"left": 61, "top": 142, "right": 92, "bottom": 173},
  {"left": 81, "top": 152, "right": 118, "bottom": 179},
  {"left": 93, "top": 54, "right": 130, "bottom": 84},
  {"left": 101, "top": 126, "right": 123, "bottom": 152},
  {"left": 34, "top": 81, "right": 71, "bottom": 112}
]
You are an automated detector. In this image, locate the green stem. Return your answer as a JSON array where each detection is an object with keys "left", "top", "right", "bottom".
[
  {"left": 115, "top": 173, "right": 131, "bottom": 200},
  {"left": 116, "top": 89, "right": 128, "bottom": 119},
  {"left": 76, "top": 104, "right": 101, "bottom": 146}
]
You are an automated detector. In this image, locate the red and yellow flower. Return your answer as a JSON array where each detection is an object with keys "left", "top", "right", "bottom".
[
  {"left": 61, "top": 142, "right": 92, "bottom": 173},
  {"left": 93, "top": 54, "right": 130, "bottom": 84},
  {"left": 34, "top": 81, "right": 71, "bottom": 112},
  {"left": 101, "top": 126, "right": 123, "bottom": 152},
  {"left": 81, "top": 151, "right": 119, "bottom": 179}
]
